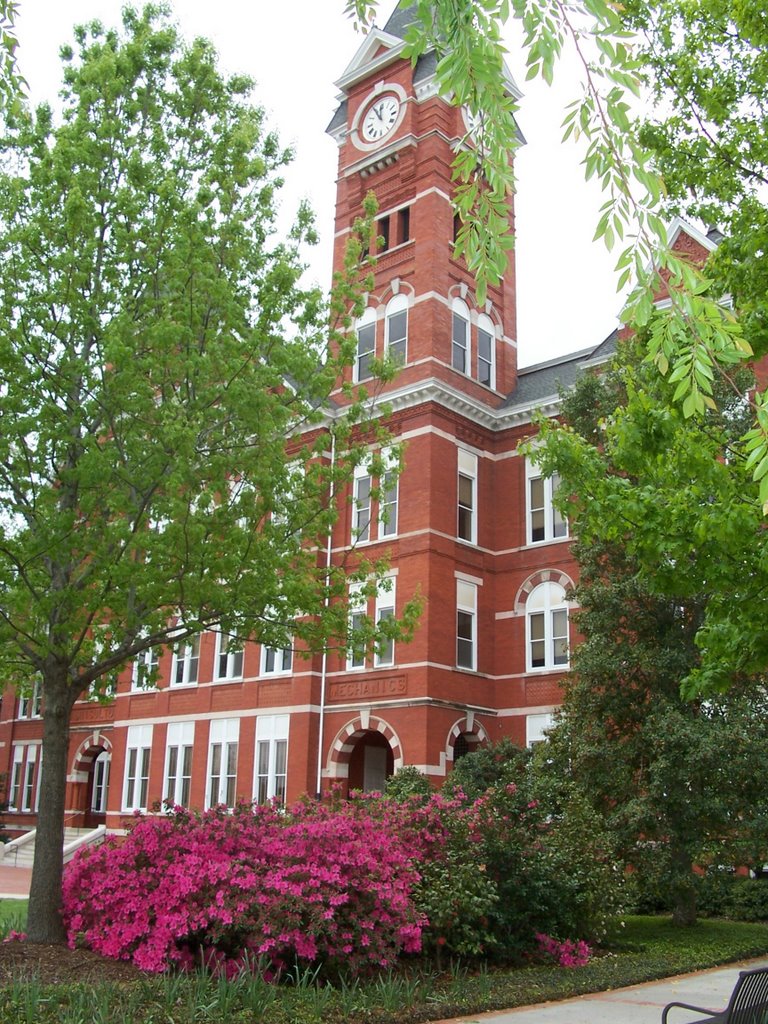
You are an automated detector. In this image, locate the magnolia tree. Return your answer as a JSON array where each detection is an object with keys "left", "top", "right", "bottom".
[{"left": 0, "top": 7, "right": 418, "bottom": 943}]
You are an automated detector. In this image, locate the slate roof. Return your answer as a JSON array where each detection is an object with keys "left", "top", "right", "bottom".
[{"left": 501, "top": 329, "right": 618, "bottom": 411}]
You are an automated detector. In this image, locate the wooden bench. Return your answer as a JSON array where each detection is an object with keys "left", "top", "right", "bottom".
[{"left": 661, "top": 966, "right": 768, "bottom": 1023}]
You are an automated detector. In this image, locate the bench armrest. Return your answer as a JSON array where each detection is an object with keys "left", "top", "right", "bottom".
[{"left": 661, "top": 999, "right": 718, "bottom": 1024}]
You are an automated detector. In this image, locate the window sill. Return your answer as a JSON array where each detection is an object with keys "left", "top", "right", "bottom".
[{"left": 526, "top": 536, "right": 570, "bottom": 548}]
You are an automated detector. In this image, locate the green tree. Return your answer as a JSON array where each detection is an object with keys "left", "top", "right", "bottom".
[
  {"left": 0, "top": 6, "right": 418, "bottom": 943},
  {"left": 0, "top": 0, "right": 19, "bottom": 109},
  {"left": 530, "top": 349, "right": 768, "bottom": 924}
]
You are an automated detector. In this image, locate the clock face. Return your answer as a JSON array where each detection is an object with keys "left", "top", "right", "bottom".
[{"left": 361, "top": 95, "right": 400, "bottom": 142}]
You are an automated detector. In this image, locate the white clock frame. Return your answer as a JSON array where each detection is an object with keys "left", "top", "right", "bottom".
[{"left": 350, "top": 81, "right": 408, "bottom": 152}]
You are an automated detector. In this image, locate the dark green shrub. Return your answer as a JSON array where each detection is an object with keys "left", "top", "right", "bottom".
[
  {"left": 385, "top": 766, "right": 432, "bottom": 803},
  {"left": 695, "top": 870, "right": 736, "bottom": 918},
  {"left": 723, "top": 878, "right": 768, "bottom": 922}
]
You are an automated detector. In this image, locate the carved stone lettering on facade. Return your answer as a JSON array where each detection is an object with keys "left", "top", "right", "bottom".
[
  {"left": 329, "top": 675, "right": 407, "bottom": 702},
  {"left": 70, "top": 705, "right": 115, "bottom": 725}
]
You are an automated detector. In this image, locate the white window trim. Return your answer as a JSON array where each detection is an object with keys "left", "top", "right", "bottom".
[
  {"left": 378, "top": 446, "right": 399, "bottom": 539},
  {"left": 164, "top": 722, "right": 194, "bottom": 809},
  {"left": 171, "top": 635, "right": 200, "bottom": 687},
  {"left": 476, "top": 313, "right": 496, "bottom": 389},
  {"left": 457, "top": 448, "right": 478, "bottom": 545},
  {"left": 456, "top": 579, "right": 477, "bottom": 671},
  {"left": 354, "top": 307, "right": 377, "bottom": 383},
  {"left": 131, "top": 646, "right": 160, "bottom": 692},
  {"left": 91, "top": 751, "right": 110, "bottom": 814},
  {"left": 254, "top": 715, "right": 289, "bottom": 805},
  {"left": 374, "top": 576, "right": 396, "bottom": 668},
  {"left": 526, "top": 458, "right": 568, "bottom": 546},
  {"left": 214, "top": 632, "right": 244, "bottom": 681},
  {"left": 527, "top": 713, "right": 555, "bottom": 747},
  {"left": 206, "top": 718, "right": 239, "bottom": 810},
  {"left": 451, "top": 297, "right": 471, "bottom": 376},
  {"left": 123, "top": 725, "right": 153, "bottom": 812},
  {"left": 526, "top": 582, "right": 570, "bottom": 672},
  {"left": 261, "top": 642, "right": 293, "bottom": 676},
  {"left": 385, "top": 294, "right": 408, "bottom": 366},
  {"left": 352, "top": 462, "right": 372, "bottom": 544},
  {"left": 347, "top": 582, "right": 368, "bottom": 671},
  {"left": 18, "top": 679, "right": 43, "bottom": 719}
]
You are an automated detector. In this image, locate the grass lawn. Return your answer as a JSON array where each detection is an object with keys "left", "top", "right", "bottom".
[
  {"left": 0, "top": 915, "right": 766, "bottom": 1023},
  {"left": 0, "top": 899, "right": 27, "bottom": 928}
]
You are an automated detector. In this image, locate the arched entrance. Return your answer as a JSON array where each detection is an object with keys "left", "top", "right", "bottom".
[
  {"left": 71, "top": 735, "right": 112, "bottom": 829},
  {"left": 348, "top": 731, "right": 394, "bottom": 793},
  {"left": 327, "top": 716, "right": 403, "bottom": 795}
]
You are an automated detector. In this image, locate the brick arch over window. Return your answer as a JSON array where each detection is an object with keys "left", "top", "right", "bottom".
[
  {"left": 514, "top": 570, "right": 574, "bottom": 616},
  {"left": 71, "top": 732, "right": 113, "bottom": 776},
  {"left": 446, "top": 716, "right": 489, "bottom": 763},
  {"left": 327, "top": 716, "right": 403, "bottom": 777},
  {"left": 380, "top": 278, "right": 415, "bottom": 305}
]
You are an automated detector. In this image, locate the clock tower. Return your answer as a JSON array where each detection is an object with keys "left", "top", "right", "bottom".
[{"left": 326, "top": 5, "right": 521, "bottom": 402}]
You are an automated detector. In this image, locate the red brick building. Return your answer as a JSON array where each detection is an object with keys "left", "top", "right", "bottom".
[{"left": 0, "top": 9, "right": 720, "bottom": 839}]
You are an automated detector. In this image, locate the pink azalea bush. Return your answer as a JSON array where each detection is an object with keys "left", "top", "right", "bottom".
[
  {"left": 63, "top": 798, "right": 435, "bottom": 976},
  {"left": 535, "top": 932, "right": 592, "bottom": 968}
]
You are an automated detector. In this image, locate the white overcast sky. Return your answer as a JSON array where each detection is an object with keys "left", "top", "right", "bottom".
[{"left": 15, "top": 1, "right": 623, "bottom": 368}]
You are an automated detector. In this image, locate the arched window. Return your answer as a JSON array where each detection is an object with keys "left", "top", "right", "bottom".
[
  {"left": 355, "top": 306, "right": 376, "bottom": 382},
  {"left": 385, "top": 293, "right": 408, "bottom": 366},
  {"left": 526, "top": 582, "right": 569, "bottom": 671},
  {"left": 451, "top": 297, "right": 470, "bottom": 374},
  {"left": 476, "top": 313, "right": 495, "bottom": 388}
]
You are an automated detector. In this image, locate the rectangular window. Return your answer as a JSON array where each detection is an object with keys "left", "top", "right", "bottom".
[
  {"left": 386, "top": 308, "right": 407, "bottom": 365},
  {"left": 262, "top": 644, "right": 293, "bottom": 675},
  {"left": 164, "top": 722, "right": 194, "bottom": 809},
  {"left": 457, "top": 449, "right": 478, "bottom": 544},
  {"left": 21, "top": 745, "right": 37, "bottom": 812},
  {"left": 379, "top": 468, "right": 399, "bottom": 538},
  {"left": 527, "top": 583, "right": 569, "bottom": 671},
  {"left": 356, "top": 321, "right": 375, "bottom": 382},
  {"left": 254, "top": 715, "right": 289, "bottom": 805},
  {"left": 477, "top": 325, "right": 493, "bottom": 387},
  {"left": 398, "top": 207, "right": 410, "bottom": 244},
  {"left": 378, "top": 446, "right": 399, "bottom": 538},
  {"left": 19, "top": 679, "right": 42, "bottom": 719},
  {"left": 452, "top": 312, "right": 468, "bottom": 373},
  {"left": 171, "top": 635, "right": 200, "bottom": 687},
  {"left": 526, "top": 713, "right": 555, "bottom": 747},
  {"left": 375, "top": 578, "right": 396, "bottom": 667},
  {"left": 529, "top": 611, "right": 546, "bottom": 668},
  {"left": 552, "top": 608, "right": 569, "bottom": 665},
  {"left": 207, "top": 719, "right": 239, "bottom": 809},
  {"left": 353, "top": 465, "right": 372, "bottom": 543},
  {"left": 132, "top": 647, "right": 160, "bottom": 691},
  {"left": 8, "top": 746, "right": 23, "bottom": 811},
  {"left": 347, "top": 583, "right": 368, "bottom": 670},
  {"left": 456, "top": 579, "right": 477, "bottom": 670},
  {"left": 123, "top": 725, "right": 153, "bottom": 812},
  {"left": 527, "top": 460, "right": 568, "bottom": 544},
  {"left": 215, "top": 633, "right": 244, "bottom": 681},
  {"left": 378, "top": 215, "right": 390, "bottom": 252}
]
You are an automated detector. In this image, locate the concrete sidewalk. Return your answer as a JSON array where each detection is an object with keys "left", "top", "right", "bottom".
[
  {"left": 0, "top": 863, "right": 31, "bottom": 899},
  {"left": 438, "top": 958, "right": 768, "bottom": 1023}
]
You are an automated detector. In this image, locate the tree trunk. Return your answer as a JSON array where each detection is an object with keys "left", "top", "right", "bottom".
[
  {"left": 26, "top": 674, "right": 76, "bottom": 944},
  {"left": 669, "top": 847, "right": 697, "bottom": 927}
]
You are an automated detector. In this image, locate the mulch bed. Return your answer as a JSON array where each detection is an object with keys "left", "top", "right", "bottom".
[{"left": 0, "top": 941, "right": 146, "bottom": 985}]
